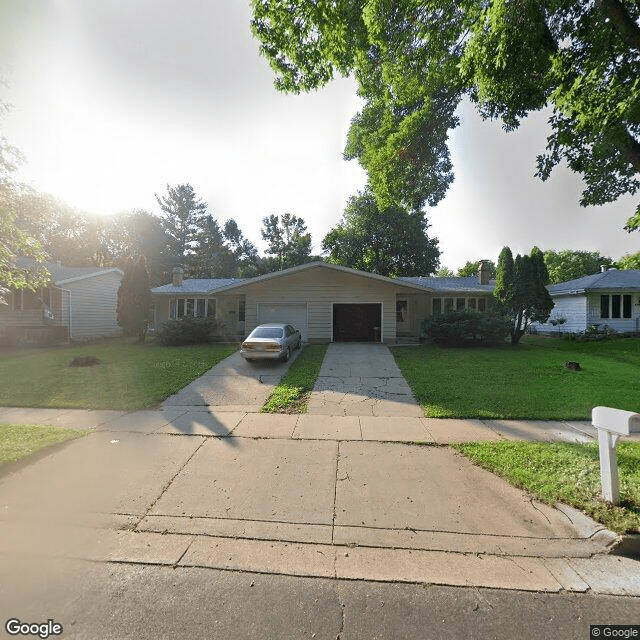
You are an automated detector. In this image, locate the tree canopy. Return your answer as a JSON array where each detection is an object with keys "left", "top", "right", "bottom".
[
  {"left": 322, "top": 188, "right": 440, "bottom": 277},
  {"left": 543, "top": 249, "right": 613, "bottom": 283},
  {"left": 457, "top": 260, "right": 496, "bottom": 279},
  {"left": 251, "top": 0, "right": 640, "bottom": 228},
  {"left": 0, "top": 101, "right": 49, "bottom": 304},
  {"left": 616, "top": 251, "right": 640, "bottom": 269},
  {"left": 261, "top": 213, "right": 312, "bottom": 270}
]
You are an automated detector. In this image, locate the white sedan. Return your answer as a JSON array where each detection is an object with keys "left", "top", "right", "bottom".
[{"left": 240, "top": 323, "right": 302, "bottom": 362}]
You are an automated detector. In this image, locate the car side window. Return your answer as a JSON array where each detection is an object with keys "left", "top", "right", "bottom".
[{"left": 285, "top": 325, "right": 293, "bottom": 337}]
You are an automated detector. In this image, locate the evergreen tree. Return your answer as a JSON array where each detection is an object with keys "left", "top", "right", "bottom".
[
  {"left": 494, "top": 246, "right": 553, "bottom": 344},
  {"left": 155, "top": 184, "right": 207, "bottom": 270},
  {"left": 117, "top": 256, "right": 152, "bottom": 342}
]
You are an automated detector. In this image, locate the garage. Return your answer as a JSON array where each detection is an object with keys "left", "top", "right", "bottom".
[
  {"left": 333, "top": 303, "right": 382, "bottom": 342},
  {"left": 257, "top": 302, "right": 308, "bottom": 342}
]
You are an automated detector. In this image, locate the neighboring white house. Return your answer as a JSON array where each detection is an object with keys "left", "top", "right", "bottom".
[
  {"left": 0, "top": 259, "right": 124, "bottom": 345},
  {"left": 535, "top": 268, "right": 640, "bottom": 334}
]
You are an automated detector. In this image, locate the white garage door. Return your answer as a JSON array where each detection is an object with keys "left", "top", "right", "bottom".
[{"left": 257, "top": 303, "right": 308, "bottom": 342}]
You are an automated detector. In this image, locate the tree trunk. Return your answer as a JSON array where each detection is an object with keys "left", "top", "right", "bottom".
[{"left": 596, "top": 0, "right": 640, "bottom": 51}]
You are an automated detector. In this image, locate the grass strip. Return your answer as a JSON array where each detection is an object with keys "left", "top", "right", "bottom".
[
  {"left": 0, "top": 424, "right": 88, "bottom": 466},
  {"left": 392, "top": 337, "right": 640, "bottom": 419},
  {"left": 261, "top": 344, "right": 328, "bottom": 413},
  {"left": 0, "top": 340, "right": 236, "bottom": 410},
  {"left": 452, "top": 440, "right": 640, "bottom": 534}
]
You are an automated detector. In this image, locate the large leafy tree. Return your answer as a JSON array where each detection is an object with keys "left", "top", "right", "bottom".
[
  {"left": 223, "top": 219, "right": 260, "bottom": 277},
  {"left": 261, "top": 213, "right": 312, "bottom": 270},
  {"left": 543, "top": 249, "right": 613, "bottom": 283},
  {"left": 457, "top": 260, "right": 496, "bottom": 279},
  {"left": 251, "top": 0, "right": 640, "bottom": 227},
  {"left": 322, "top": 188, "right": 439, "bottom": 276},
  {"left": 494, "top": 246, "right": 553, "bottom": 344},
  {"left": 0, "top": 100, "right": 48, "bottom": 304},
  {"left": 616, "top": 251, "right": 640, "bottom": 269},
  {"left": 116, "top": 255, "right": 152, "bottom": 342}
]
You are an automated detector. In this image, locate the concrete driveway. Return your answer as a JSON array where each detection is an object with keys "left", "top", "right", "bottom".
[
  {"left": 162, "top": 348, "right": 301, "bottom": 411},
  {"left": 307, "top": 343, "right": 422, "bottom": 417}
]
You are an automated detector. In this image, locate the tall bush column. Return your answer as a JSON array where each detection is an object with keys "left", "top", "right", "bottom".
[
  {"left": 117, "top": 256, "right": 153, "bottom": 342},
  {"left": 494, "top": 246, "right": 554, "bottom": 344}
]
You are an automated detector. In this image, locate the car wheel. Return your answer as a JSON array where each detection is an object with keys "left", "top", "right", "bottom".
[{"left": 282, "top": 347, "right": 291, "bottom": 362}]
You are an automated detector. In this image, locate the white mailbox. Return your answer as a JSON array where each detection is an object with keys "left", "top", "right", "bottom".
[{"left": 591, "top": 406, "right": 640, "bottom": 504}]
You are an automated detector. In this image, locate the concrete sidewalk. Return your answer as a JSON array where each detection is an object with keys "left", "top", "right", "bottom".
[{"left": 1, "top": 406, "right": 638, "bottom": 596}]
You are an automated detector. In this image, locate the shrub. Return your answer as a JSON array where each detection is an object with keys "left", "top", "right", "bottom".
[
  {"left": 157, "top": 317, "right": 225, "bottom": 346},
  {"left": 421, "top": 310, "right": 511, "bottom": 347}
]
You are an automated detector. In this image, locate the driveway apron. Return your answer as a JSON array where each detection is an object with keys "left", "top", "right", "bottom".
[
  {"left": 162, "top": 350, "right": 299, "bottom": 411},
  {"left": 307, "top": 343, "right": 422, "bottom": 417}
]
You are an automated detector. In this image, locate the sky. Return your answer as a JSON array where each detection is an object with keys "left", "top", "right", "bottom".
[{"left": 1, "top": 0, "right": 638, "bottom": 271}]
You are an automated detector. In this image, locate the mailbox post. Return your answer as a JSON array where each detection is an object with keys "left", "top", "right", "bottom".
[{"left": 591, "top": 406, "right": 640, "bottom": 504}]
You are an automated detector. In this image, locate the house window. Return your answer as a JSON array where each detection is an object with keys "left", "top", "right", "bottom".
[
  {"left": 478, "top": 298, "right": 487, "bottom": 312},
  {"left": 444, "top": 298, "right": 454, "bottom": 311},
  {"left": 600, "top": 295, "right": 609, "bottom": 318},
  {"left": 623, "top": 295, "right": 632, "bottom": 318},
  {"left": 456, "top": 298, "right": 465, "bottom": 310},
  {"left": 239, "top": 299, "right": 246, "bottom": 322},
  {"left": 170, "top": 298, "right": 215, "bottom": 319},
  {"left": 467, "top": 298, "right": 477, "bottom": 310},
  {"left": 612, "top": 294, "right": 621, "bottom": 318},
  {"left": 396, "top": 300, "right": 408, "bottom": 322},
  {"left": 432, "top": 298, "right": 442, "bottom": 314}
]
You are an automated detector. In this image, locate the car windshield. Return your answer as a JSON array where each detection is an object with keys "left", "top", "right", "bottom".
[{"left": 250, "top": 328, "right": 284, "bottom": 339}]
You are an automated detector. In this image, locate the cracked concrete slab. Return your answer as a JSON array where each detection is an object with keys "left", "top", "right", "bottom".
[
  {"left": 421, "top": 418, "right": 503, "bottom": 443},
  {"left": 307, "top": 343, "right": 422, "bottom": 417},
  {"left": 154, "top": 410, "right": 245, "bottom": 437},
  {"left": 333, "top": 442, "right": 579, "bottom": 539},
  {"left": 232, "top": 413, "right": 298, "bottom": 438},
  {"left": 148, "top": 438, "right": 338, "bottom": 525}
]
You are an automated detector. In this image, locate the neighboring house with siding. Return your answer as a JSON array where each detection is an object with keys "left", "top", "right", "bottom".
[
  {"left": 151, "top": 261, "right": 495, "bottom": 344},
  {"left": 534, "top": 268, "right": 640, "bottom": 334},
  {"left": 0, "top": 259, "right": 123, "bottom": 346}
]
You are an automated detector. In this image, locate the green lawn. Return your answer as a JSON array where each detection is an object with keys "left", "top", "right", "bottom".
[
  {"left": 261, "top": 344, "right": 328, "bottom": 413},
  {"left": 392, "top": 337, "right": 640, "bottom": 419},
  {"left": 0, "top": 424, "right": 88, "bottom": 466},
  {"left": 453, "top": 440, "right": 640, "bottom": 534},
  {"left": 0, "top": 340, "right": 236, "bottom": 410}
]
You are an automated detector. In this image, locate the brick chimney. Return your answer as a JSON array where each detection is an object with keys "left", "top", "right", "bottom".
[
  {"left": 478, "top": 260, "right": 490, "bottom": 285},
  {"left": 172, "top": 267, "right": 184, "bottom": 287}
]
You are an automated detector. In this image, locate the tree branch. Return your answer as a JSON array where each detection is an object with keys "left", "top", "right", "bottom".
[{"left": 596, "top": 0, "right": 640, "bottom": 50}]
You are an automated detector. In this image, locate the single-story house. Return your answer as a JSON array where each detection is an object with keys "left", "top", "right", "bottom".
[
  {"left": 535, "top": 268, "right": 640, "bottom": 334},
  {"left": 151, "top": 261, "right": 495, "bottom": 343},
  {"left": 0, "top": 259, "right": 123, "bottom": 346}
]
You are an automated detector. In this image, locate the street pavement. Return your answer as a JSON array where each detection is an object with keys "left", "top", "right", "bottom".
[{"left": 0, "top": 343, "right": 638, "bottom": 638}]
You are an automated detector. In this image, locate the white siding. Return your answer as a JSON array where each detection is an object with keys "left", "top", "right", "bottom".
[
  {"left": 535, "top": 294, "right": 587, "bottom": 333},
  {"left": 238, "top": 266, "right": 420, "bottom": 343},
  {"left": 65, "top": 271, "right": 123, "bottom": 340}
]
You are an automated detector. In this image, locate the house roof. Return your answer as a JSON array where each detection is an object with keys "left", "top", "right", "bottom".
[
  {"left": 548, "top": 269, "right": 640, "bottom": 295},
  {"left": 152, "top": 262, "right": 438, "bottom": 295},
  {"left": 399, "top": 276, "right": 494, "bottom": 294},
  {"left": 153, "top": 278, "right": 244, "bottom": 295},
  {"left": 15, "top": 258, "right": 123, "bottom": 285}
]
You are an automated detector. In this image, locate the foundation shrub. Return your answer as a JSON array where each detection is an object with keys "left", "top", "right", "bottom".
[{"left": 421, "top": 310, "right": 511, "bottom": 347}]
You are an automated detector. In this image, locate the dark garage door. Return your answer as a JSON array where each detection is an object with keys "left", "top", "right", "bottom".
[{"left": 333, "top": 303, "right": 382, "bottom": 342}]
